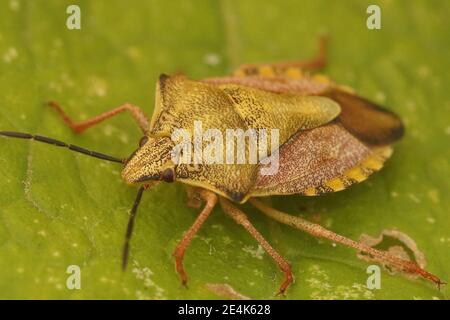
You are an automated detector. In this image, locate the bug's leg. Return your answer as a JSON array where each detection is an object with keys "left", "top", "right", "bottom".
[
  {"left": 219, "top": 197, "right": 293, "bottom": 295},
  {"left": 234, "top": 35, "right": 328, "bottom": 77},
  {"left": 47, "top": 101, "right": 149, "bottom": 134},
  {"left": 173, "top": 189, "right": 218, "bottom": 286},
  {"left": 185, "top": 186, "right": 203, "bottom": 209},
  {"left": 250, "top": 198, "right": 444, "bottom": 288},
  {"left": 275, "top": 34, "right": 328, "bottom": 70}
]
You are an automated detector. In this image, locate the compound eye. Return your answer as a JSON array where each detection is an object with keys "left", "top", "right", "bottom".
[
  {"left": 161, "top": 168, "right": 175, "bottom": 183},
  {"left": 139, "top": 136, "right": 149, "bottom": 147}
]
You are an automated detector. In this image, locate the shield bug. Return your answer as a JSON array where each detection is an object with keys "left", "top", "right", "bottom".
[{"left": 0, "top": 37, "right": 444, "bottom": 294}]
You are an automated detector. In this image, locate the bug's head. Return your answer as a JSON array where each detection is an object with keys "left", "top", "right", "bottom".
[{"left": 122, "top": 136, "right": 176, "bottom": 185}]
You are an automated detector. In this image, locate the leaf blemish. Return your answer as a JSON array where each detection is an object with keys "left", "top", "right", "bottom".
[
  {"left": 306, "top": 265, "right": 374, "bottom": 300},
  {"left": 3, "top": 47, "right": 18, "bottom": 63},
  {"left": 203, "top": 53, "right": 221, "bottom": 66},
  {"left": 205, "top": 283, "right": 250, "bottom": 300},
  {"left": 87, "top": 76, "right": 108, "bottom": 98},
  {"left": 132, "top": 260, "right": 166, "bottom": 299},
  {"left": 9, "top": 0, "right": 20, "bottom": 12},
  {"left": 242, "top": 244, "right": 265, "bottom": 260}
]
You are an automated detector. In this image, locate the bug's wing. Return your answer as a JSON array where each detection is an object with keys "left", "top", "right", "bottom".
[
  {"left": 220, "top": 85, "right": 341, "bottom": 147},
  {"left": 250, "top": 122, "right": 393, "bottom": 198},
  {"left": 322, "top": 89, "right": 404, "bottom": 146},
  {"left": 205, "top": 73, "right": 404, "bottom": 146}
]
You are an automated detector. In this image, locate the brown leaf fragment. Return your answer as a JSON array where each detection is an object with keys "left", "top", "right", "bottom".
[{"left": 358, "top": 229, "right": 427, "bottom": 277}]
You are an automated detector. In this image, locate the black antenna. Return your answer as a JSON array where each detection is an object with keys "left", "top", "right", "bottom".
[
  {"left": 122, "top": 185, "right": 146, "bottom": 270},
  {"left": 0, "top": 131, "right": 124, "bottom": 164}
]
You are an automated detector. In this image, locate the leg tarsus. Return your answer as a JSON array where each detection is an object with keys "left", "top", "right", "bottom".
[
  {"left": 234, "top": 35, "right": 328, "bottom": 75},
  {"left": 47, "top": 101, "right": 149, "bottom": 134},
  {"left": 172, "top": 189, "right": 218, "bottom": 286},
  {"left": 219, "top": 197, "right": 294, "bottom": 295},
  {"left": 272, "top": 34, "right": 328, "bottom": 70},
  {"left": 437, "top": 280, "right": 446, "bottom": 291},
  {"left": 276, "top": 263, "right": 294, "bottom": 296},
  {"left": 308, "top": 34, "right": 328, "bottom": 70}
]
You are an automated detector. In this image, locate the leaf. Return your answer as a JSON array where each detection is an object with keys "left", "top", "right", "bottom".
[{"left": 0, "top": 0, "right": 448, "bottom": 299}]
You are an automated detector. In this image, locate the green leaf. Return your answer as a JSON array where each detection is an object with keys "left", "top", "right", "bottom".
[{"left": 0, "top": 0, "right": 448, "bottom": 299}]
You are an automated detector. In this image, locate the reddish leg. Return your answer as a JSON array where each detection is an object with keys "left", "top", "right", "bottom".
[
  {"left": 235, "top": 35, "right": 328, "bottom": 74},
  {"left": 48, "top": 101, "right": 149, "bottom": 134},
  {"left": 219, "top": 197, "right": 293, "bottom": 295},
  {"left": 250, "top": 198, "right": 444, "bottom": 288},
  {"left": 173, "top": 189, "right": 218, "bottom": 286},
  {"left": 271, "top": 34, "right": 328, "bottom": 70}
]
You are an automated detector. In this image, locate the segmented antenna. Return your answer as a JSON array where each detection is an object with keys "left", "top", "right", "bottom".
[
  {"left": 0, "top": 131, "right": 124, "bottom": 164},
  {"left": 122, "top": 185, "right": 146, "bottom": 270}
]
